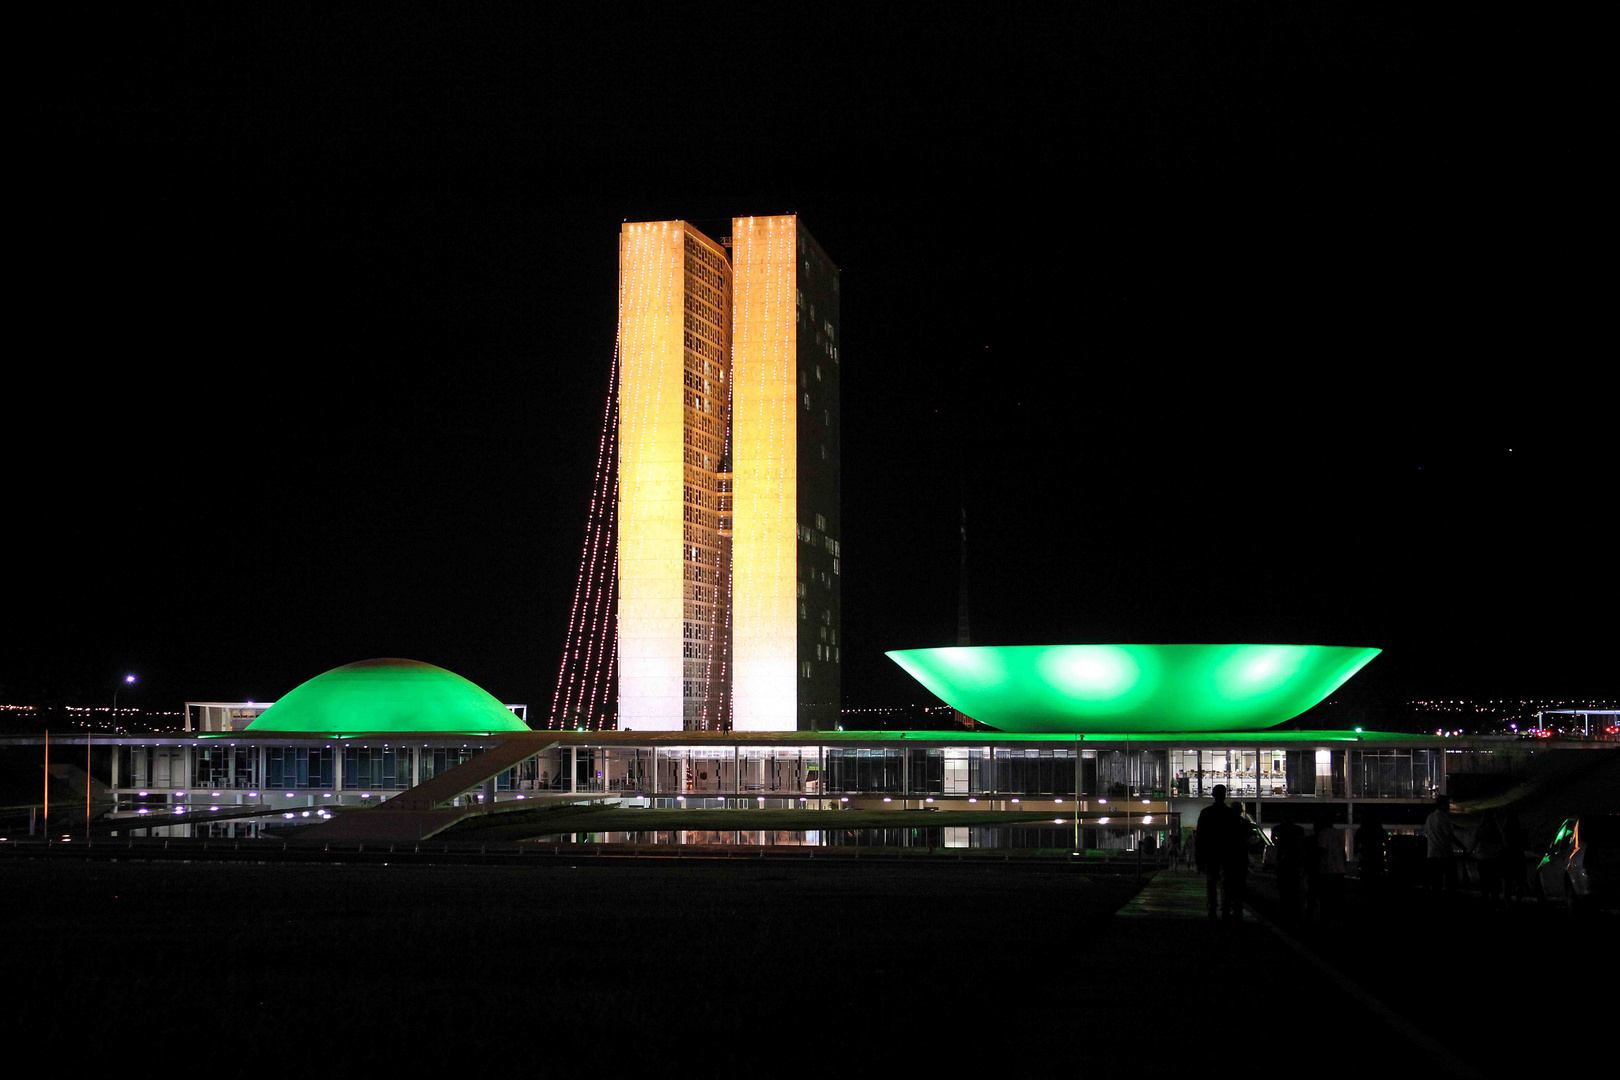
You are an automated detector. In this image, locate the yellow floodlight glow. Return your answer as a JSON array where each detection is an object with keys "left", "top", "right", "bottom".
[
  {"left": 617, "top": 222, "right": 686, "bottom": 729},
  {"left": 729, "top": 215, "right": 798, "bottom": 730}
]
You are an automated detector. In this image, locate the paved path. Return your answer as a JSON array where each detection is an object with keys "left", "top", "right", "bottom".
[
  {"left": 1116, "top": 863, "right": 1211, "bottom": 918},
  {"left": 1112, "top": 867, "right": 1484, "bottom": 1079}
]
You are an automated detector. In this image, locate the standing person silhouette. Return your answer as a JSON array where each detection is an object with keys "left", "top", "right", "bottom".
[
  {"left": 1274, "top": 818, "right": 1306, "bottom": 923},
  {"left": 1309, "top": 813, "right": 1347, "bottom": 926},
  {"left": 1500, "top": 810, "right": 1529, "bottom": 904},
  {"left": 1474, "top": 808, "right": 1506, "bottom": 910},
  {"left": 1196, "top": 784, "right": 1253, "bottom": 922},
  {"left": 1424, "top": 794, "right": 1462, "bottom": 895},
  {"left": 1355, "top": 809, "right": 1388, "bottom": 909}
]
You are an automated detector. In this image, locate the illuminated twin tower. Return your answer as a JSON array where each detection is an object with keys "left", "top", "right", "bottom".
[{"left": 617, "top": 216, "right": 840, "bottom": 731}]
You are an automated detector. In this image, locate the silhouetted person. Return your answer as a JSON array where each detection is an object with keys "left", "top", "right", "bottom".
[
  {"left": 1424, "top": 795, "right": 1462, "bottom": 895},
  {"left": 1307, "top": 813, "right": 1346, "bottom": 926},
  {"left": 1197, "top": 784, "right": 1253, "bottom": 922},
  {"left": 1474, "top": 808, "right": 1506, "bottom": 910},
  {"left": 1273, "top": 818, "right": 1305, "bottom": 923},
  {"left": 1501, "top": 811, "right": 1529, "bottom": 904},
  {"left": 1355, "top": 810, "right": 1388, "bottom": 907}
]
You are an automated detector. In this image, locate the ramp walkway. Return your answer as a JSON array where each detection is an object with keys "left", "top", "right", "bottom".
[
  {"left": 387, "top": 738, "right": 554, "bottom": 811},
  {"left": 301, "top": 737, "right": 557, "bottom": 842},
  {"left": 299, "top": 805, "right": 483, "bottom": 842}
]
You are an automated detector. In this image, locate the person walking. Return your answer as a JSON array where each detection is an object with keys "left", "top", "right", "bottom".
[
  {"left": 1424, "top": 795, "right": 1463, "bottom": 896},
  {"left": 1196, "top": 784, "right": 1253, "bottom": 922},
  {"left": 1501, "top": 811, "right": 1529, "bottom": 904},
  {"left": 1309, "top": 813, "right": 1347, "bottom": 926},
  {"left": 1474, "top": 808, "right": 1506, "bottom": 911},
  {"left": 1355, "top": 809, "right": 1388, "bottom": 909},
  {"left": 1273, "top": 818, "right": 1305, "bottom": 924}
]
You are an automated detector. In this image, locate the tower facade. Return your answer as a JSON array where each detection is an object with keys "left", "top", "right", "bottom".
[
  {"left": 730, "top": 215, "right": 840, "bottom": 731},
  {"left": 616, "top": 221, "right": 732, "bottom": 731},
  {"left": 616, "top": 214, "right": 837, "bottom": 731}
]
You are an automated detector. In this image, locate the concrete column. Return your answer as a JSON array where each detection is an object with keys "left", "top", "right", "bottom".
[
  {"left": 1254, "top": 749, "right": 1263, "bottom": 818},
  {"left": 569, "top": 745, "right": 578, "bottom": 794},
  {"left": 332, "top": 744, "right": 343, "bottom": 798},
  {"left": 1344, "top": 749, "right": 1355, "bottom": 826}
]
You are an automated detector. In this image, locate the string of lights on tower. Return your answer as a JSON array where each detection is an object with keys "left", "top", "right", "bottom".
[{"left": 552, "top": 217, "right": 839, "bottom": 733}]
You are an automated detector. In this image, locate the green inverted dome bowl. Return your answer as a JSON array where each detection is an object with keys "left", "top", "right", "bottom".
[
  {"left": 886, "top": 644, "right": 1380, "bottom": 733},
  {"left": 244, "top": 658, "right": 531, "bottom": 735}
]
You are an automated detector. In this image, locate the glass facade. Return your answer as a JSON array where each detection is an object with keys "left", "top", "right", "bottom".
[
  {"left": 523, "top": 745, "right": 1173, "bottom": 799},
  {"left": 101, "top": 738, "right": 1462, "bottom": 807},
  {"left": 656, "top": 745, "right": 736, "bottom": 794},
  {"left": 535, "top": 824, "right": 1163, "bottom": 853},
  {"left": 340, "top": 746, "right": 415, "bottom": 790},
  {"left": 180, "top": 745, "right": 257, "bottom": 789},
  {"left": 565, "top": 747, "right": 654, "bottom": 793},
  {"left": 739, "top": 747, "right": 821, "bottom": 793},
  {"left": 824, "top": 748, "right": 904, "bottom": 793},
  {"left": 265, "top": 747, "right": 334, "bottom": 789},
  {"left": 1169, "top": 748, "right": 1286, "bottom": 798},
  {"left": 1350, "top": 749, "right": 1439, "bottom": 799},
  {"left": 1166, "top": 747, "right": 1442, "bottom": 800}
]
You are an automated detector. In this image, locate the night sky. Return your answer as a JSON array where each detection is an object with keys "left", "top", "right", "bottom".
[{"left": 11, "top": 7, "right": 1610, "bottom": 715}]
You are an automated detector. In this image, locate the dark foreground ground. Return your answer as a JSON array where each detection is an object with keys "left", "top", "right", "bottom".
[
  {"left": 1242, "top": 868, "right": 1616, "bottom": 1079},
  {"left": 2, "top": 856, "right": 1584, "bottom": 1075}
]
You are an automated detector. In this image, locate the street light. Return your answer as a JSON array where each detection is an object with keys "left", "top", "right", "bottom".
[
  {"left": 93, "top": 674, "right": 136, "bottom": 841},
  {"left": 112, "top": 674, "right": 136, "bottom": 729}
]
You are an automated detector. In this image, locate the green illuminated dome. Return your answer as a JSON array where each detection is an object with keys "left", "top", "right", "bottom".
[
  {"left": 886, "top": 644, "right": 1380, "bottom": 733},
  {"left": 244, "top": 659, "right": 532, "bottom": 735}
]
